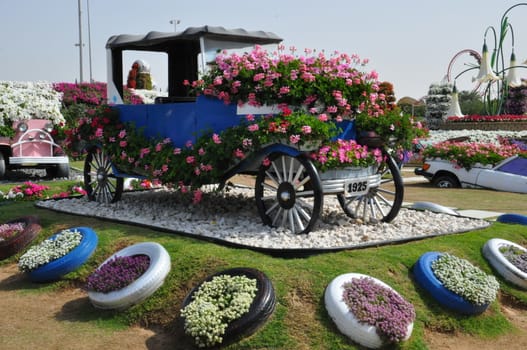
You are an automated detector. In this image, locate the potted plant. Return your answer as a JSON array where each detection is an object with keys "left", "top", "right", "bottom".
[
  {"left": 0, "top": 216, "right": 41, "bottom": 260},
  {"left": 413, "top": 252, "right": 499, "bottom": 314},
  {"left": 18, "top": 227, "right": 98, "bottom": 282},
  {"left": 86, "top": 242, "right": 171, "bottom": 310},
  {"left": 325, "top": 273, "right": 415, "bottom": 349},
  {"left": 309, "top": 139, "right": 383, "bottom": 179},
  {"left": 180, "top": 267, "right": 276, "bottom": 348},
  {"left": 483, "top": 238, "right": 527, "bottom": 290}
]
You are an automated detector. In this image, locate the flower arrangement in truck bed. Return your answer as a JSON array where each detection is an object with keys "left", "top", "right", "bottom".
[{"left": 187, "top": 45, "right": 427, "bottom": 155}]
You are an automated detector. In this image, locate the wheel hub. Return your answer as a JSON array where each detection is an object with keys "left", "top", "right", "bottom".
[
  {"left": 96, "top": 168, "right": 107, "bottom": 183},
  {"left": 277, "top": 182, "right": 296, "bottom": 209}
]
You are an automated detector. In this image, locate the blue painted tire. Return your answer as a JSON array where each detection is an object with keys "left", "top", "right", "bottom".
[
  {"left": 413, "top": 252, "right": 490, "bottom": 315},
  {"left": 497, "top": 213, "right": 527, "bottom": 226},
  {"left": 28, "top": 227, "right": 98, "bottom": 283}
]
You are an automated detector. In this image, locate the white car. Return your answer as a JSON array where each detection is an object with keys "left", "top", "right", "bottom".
[{"left": 414, "top": 155, "right": 527, "bottom": 193}]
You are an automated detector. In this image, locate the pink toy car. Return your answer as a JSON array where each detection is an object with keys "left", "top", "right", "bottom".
[{"left": 0, "top": 119, "right": 69, "bottom": 179}]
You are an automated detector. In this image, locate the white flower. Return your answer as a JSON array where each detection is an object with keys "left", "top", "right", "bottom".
[
  {"left": 0, "top": 81, "right": 65, "bottom": 127},
  {"left": 18, "top": 228, "right": 82, "bottom": 272}
]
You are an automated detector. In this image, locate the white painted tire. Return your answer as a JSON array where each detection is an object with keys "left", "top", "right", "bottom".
[
  {"left": 411, "top": 201, "right": 459, "bottom": 216},
  {"left": 483, "top": 238, "right": 527, "bottom": 290},
  {"left": 324, "top": 273, "right": 413, "bottom": 349},
  {"left": 88, "top": 242, "right": 171, "bottom": 310}
]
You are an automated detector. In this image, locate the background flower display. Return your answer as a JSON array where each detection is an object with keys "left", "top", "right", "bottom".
[
  {"left": 421, "top": 139, "right": 526, "bottom": 170},
  {"left": 0, "top": 81, "right": 65, "bottom": 137}
]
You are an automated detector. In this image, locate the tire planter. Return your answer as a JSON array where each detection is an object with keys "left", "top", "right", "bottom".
[
  {"left": 28, "top": 227, "right": 98, "bottom": 283},
  {"left": 413, "top": 251, "right": 490, "bottom": 315},
  {"left": 0, "top": 216, "right": 41, "bottom": 260},
  {"left": 181, "top": 267, "right": 276, "bottom": 348},
  {"left": 497, "top": 213, "right": 527, "bottom": 226},
  {"left": 324, "top": 273, "right": 414, "bottom": 349},
  {"left": 483, "top": 238, "right": 527, "bottom": 290},
  {"left": 88, "top": 242, "right": 171, "bottom": 310},
  {"left": 410, "top": 201, "right": 459, "bottom": 216}
]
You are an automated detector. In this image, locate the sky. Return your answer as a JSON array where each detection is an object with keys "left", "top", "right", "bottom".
[{"left": 2, "top": 0, "right": 527, "bottom": 100}]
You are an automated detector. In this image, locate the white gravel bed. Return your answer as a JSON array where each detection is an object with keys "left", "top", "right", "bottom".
[{"left": 35, "top": 186, "right": 491, "bottom": 251}]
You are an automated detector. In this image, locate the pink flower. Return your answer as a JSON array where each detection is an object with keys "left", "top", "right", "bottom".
[
  {"left": 262, "top": 157, "right": 271, "bottom": 166},
  {"left": 118, "top": 130, "right": 126, "bottom": 139},
  {"left": 247, "top": 124, "right": 259, "bottom": 132},
  {"left": 318, "top": 114, "right": 328, "bottom": 122},
  {"left": 192, "top": 190, "right": 203, "bottom": 204},
  {"left": 301, "top": 125, "right": 312, "bottom": 134},
  {"left": 186, "top": 156, "right": 195, "bottom": 164},
  {"left": 289, "top": 134, "right": 301, "bottom": 144},
  {"left": 173, "top": 148, "right": 181, "bottom": 155},
  {"left": 212, "top": 133, "right": 222, "bottom": 144},
  {"left": 95, "top": 128, "right": 103, "bottom": 138},
  {"left": 119, "top": 141, "right": 127, "bottom": 147},
  {"left": 155, "top": 143, "right": 162, "bottom": 152},
  {"left": 246, "top": 114, "right": 255, "bottom": 122},
  {"left": 234, "top": 148, "right": 245, "bottom": 158}
]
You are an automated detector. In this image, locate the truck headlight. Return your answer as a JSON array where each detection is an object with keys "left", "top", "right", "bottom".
[
  {"left": 44, "top": 122, "right": 54, "bottom": 133},
  {"left": 18, "top": 122, "right": 28, "bottom": 132}
]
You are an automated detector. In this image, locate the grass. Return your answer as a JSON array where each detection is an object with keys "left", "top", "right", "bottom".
[{"left": 1, "top": 180, "right": 527, "bottom": 349}]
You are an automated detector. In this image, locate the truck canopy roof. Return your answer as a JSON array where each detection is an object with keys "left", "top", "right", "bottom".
[{"left": 106, "top": 25, "right": 282, "bottom": 51}]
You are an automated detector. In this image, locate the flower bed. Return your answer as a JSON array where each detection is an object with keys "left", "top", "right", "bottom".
[
  {"left": 324, "top": 273, "right": 414, "bottom": 348},
  {"left": 180, "top": 267, "right": 276, "bottom": 348},
  {"left": 483, "top": 238, "right": 527, "bottom": 290},
  {"left": 87, "top": 242, "right": 171, "bottom": 310},
  {"left": 18, "top": 227, "right": 98, "bottom": 282},
  {"left": 0, "top": 216, "right": 41, "bottom": 260},
  {"left": 413, "top": 252, "right": 499, "bottom": 315}
]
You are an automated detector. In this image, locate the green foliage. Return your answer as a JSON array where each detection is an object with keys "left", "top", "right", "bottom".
[{"left": 458, "top": 90, "right": 486, "bottom": 115}]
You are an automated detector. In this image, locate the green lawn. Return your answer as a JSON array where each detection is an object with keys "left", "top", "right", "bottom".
[{"left": 0, "top": 198, "right": 526, "bottom": 349}]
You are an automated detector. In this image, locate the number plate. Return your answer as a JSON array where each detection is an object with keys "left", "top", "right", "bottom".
[{"left": 344, "top": 180, "right": 369, "bottom": 196}]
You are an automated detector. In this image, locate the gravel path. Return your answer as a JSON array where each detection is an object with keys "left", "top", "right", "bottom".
[{"left": 35, "top": 185, "right": 491, "bottom": 251}]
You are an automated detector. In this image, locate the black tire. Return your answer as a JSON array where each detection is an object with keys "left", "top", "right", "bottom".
[
  {"left": 255, "top": 153, "right": 323, "bottom": 234},
  {"left": 181, "top": 267, "right": 276, "bottom": 348},
  {"left": 46, "top": 163, "right": 70, "bottom": 179},
  {"left": 0, "top": 152, "right": 5, "bottom": 179},
  {"left": 432, "top": 174, "right": 459, "bottom": 188},
  {"left": 84, "top": 145, "right": 123, "bottom": 203},
  {"left": 337, "top": 152, "right": 404, "bottom": 223}
]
